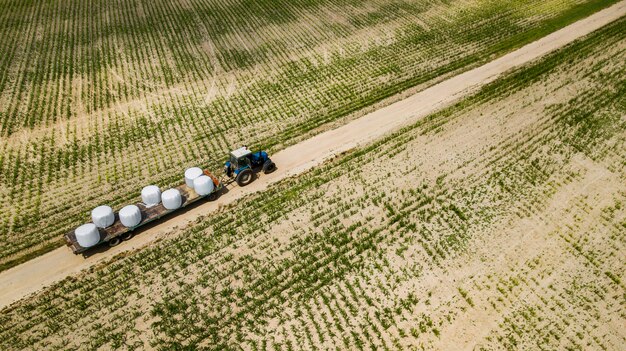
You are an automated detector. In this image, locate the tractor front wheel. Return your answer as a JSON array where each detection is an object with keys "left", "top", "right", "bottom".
[
  {"left": 236, "top": 169, "right": 254, "bottom": 186},
  {"left": 263, "top": 160, "right": 276, "bottom": 174}
]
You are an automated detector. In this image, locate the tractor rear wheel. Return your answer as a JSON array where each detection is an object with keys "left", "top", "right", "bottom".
[
  {"left": 236, "top": 169, "right": 254, "bottom": 186},
  {"left": 263, "top": 160, "right": 276, "bottom": 174}
]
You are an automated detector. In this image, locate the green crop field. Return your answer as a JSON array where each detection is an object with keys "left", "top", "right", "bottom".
[
  {"left": 0, "top": 0, "right": 620, "bottom": 270},
  {"left": 1, "top": 15, "right": 623, "bottom": 350}
]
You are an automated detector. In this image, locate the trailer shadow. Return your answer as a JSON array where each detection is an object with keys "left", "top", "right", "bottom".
[{"left": 81, "top": 186, "right": 230, "bottom": 258}]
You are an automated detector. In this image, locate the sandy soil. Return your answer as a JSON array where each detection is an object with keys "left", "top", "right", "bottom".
[
  {"left": 429, "top": 155, "right": 622, "bottom": 350},
  {"left": 0, "top": 1, "right": 624, "bottom": 310}
]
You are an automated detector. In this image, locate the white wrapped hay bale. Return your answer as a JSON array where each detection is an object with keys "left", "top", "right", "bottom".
[
  {"left": 141, "top": 185, "right": 161, "bottom": 207},
  {"left": 91, "top": 205, "right": 114, "bottom": 228},
  {"left": 193, "top": 175, "right": 215, "bottom": 196},
  {"left": 119, "top": 205, "right": 142, "bottom": 227},
  {"left": 75, "top": 223, "right": 100, "bottom": 248},
  {"left": 184, "top": 167, "right": 203, "bottom": 188},
  {"left": 162, "top": 189, "right": 182, "bottom": 210}
]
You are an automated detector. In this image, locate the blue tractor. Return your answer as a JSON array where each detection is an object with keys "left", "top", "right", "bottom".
[{"left": 224, "top": 147, "right": 276, "bottom": 186}]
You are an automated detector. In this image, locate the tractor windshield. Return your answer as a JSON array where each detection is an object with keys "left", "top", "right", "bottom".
[
  {"left": 238, "top": 157, "right": 250, "bottom": 168},
  {"left": 229, "top": 154, "right": 250, "bottom": 169},
  {"left": 229, "top": 154, "right": 238, "bottom": 167}
]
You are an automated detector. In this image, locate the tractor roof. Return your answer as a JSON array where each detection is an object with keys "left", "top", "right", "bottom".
[{"left": 230, "top": 147, "right": 252, "bottom": 159}]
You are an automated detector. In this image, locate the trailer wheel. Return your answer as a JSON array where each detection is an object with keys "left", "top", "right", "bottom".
[
  {"left": 108, "top": 237, "right": 121, "bottom": 247},
  {"left": 207, "top": 191, "right": 219, "bottom": 201},
  {"left": 263, "top": 160, "right": 276, "bottom": 174},
  {"left": 121, "top": 232, "right": 134, "bottom": 241},
  {"left": 236, "top": 169, "right": 254, "bottom": 186}
]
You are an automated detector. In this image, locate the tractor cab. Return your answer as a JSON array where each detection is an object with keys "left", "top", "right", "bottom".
[
  {"left": 224, "top": 146, "right": 276, "bottom": 186},
  {"left": 227, "top": 147, "right": 252, "bottom": 172}
]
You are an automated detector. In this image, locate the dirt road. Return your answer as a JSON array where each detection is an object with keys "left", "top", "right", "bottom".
[{"left": 1, "top": 1, "right": 624, "bottom": 310}]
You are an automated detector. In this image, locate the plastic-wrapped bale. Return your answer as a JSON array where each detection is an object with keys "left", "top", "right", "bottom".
[
  {"left": 193, "top": 175, "right": 215, "bottom": 196},
  {"left": 141, "top": 185, "right": 161, "bottom": 207},
  {"left": 91, "top": 205, "right": 114, "bottom": 228},
  {"left": 162, "top": 189, "right": 182, "bottom": 210},
  {"left": 184, "top": 167, "right": 203, "bottom": 188},
  {"left": 119, "top": 205, "right": 142, "bottom": 227},
  {"left": 75, "top": 223, "right": 100, "bottom": 248}
]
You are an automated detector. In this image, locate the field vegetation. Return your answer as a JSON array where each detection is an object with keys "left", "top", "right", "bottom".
[
  {"left": 1, "top": 15, "right": 624, "bottom": 350},
  {"left": 0, "top": 0, "right": 620, "bottom": 269}
]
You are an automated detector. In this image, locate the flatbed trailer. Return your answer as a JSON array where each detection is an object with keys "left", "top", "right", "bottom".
[{"left": 64, "top": 170, "right": 222, "bottom": 254}]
